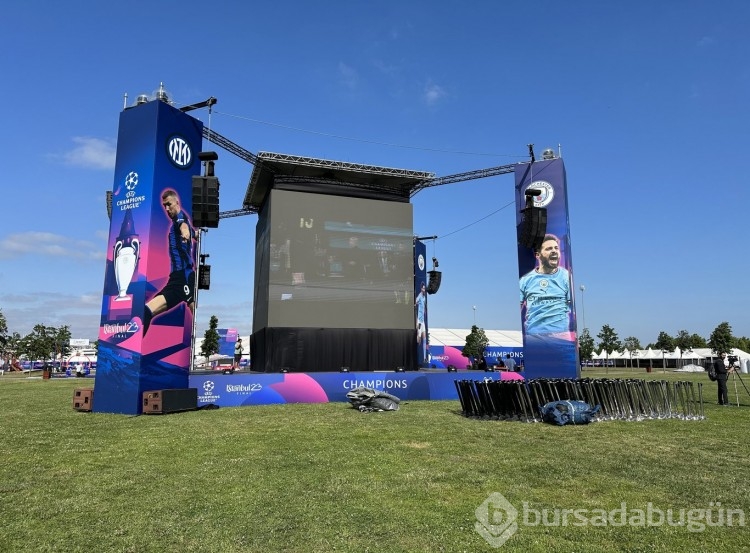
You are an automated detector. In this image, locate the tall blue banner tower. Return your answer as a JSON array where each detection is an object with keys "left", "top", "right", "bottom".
[
  {"left": 515, "top": 157, "right": 579, "bottom": 378},
  {"left": 94, "top": 99, "right": 203, "bottom": 414},
  {"left": 414, "top": 239, "right": 429, "bottom": 368}
]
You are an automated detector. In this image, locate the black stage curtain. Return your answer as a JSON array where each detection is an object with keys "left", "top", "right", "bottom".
[{"left": 250, "top": 327, "right": 416, "bottom": 373}]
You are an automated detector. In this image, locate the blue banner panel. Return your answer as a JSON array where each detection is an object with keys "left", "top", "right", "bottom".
[
  {"left": 414, "top": 240, "right": 428, "bottom": 367},
  {"left": 218, "top": 328, "right": 238, "bottom": 357},
  {"left": 429, "top": 345, "right": 523, "bottom": 369},
  {"left": 188, "top": 370, "right": 525, "bottom": 407},
  {"left": 95, "top": 100, "right": 203, "bottom": 414},
  {"left": 514, "top": 159, "right": 579, "bottom": 379}
]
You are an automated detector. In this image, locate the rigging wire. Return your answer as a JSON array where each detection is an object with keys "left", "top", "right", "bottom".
[
  {"left": 438, "top": 200, "right": 516, "bottom": 240},
  {"left": 170, "top": 100, "right": 523, "bottom": 242},
  {"left": 213, "top": 110, "right": 523, "bottom": 159}
]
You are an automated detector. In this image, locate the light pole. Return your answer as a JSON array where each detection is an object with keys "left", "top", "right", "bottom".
[
  {"left": 579, "top": 284, "right": 586, "bottom": 331},
  {"left": 472, "top": 305, "right": 477, "bottom": 326}
]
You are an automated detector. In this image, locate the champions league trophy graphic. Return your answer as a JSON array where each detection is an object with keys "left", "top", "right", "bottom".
[{"left": 113, "top": 209, "right": 140, "bottom": 301}]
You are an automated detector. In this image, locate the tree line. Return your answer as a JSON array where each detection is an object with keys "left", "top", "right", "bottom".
[
  {"left": 0, "top": 309, "right": 73, "bottom": 367},
  {"left": 461, "top": 321, "right": 748, "bottom": 368},
  {"left": 0, "top": 307, "right": 227, "bottom": 369},
  {"left": 578, "top": 322, "right": 749, "bottom": 362}
]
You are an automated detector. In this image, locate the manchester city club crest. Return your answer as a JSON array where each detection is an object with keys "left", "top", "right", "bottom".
[{"left": 525, "top": 180, "right": 554, "bottom": 208}]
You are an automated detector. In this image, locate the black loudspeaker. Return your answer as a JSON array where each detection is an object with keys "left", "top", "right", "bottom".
[
  {"left": 426, "top": 270, "right": 442, "bottom": 295},
  {"left": 203, "top": 176, "right": 220, "bottom": 228},
  {"left": 106, "top": 191, "right": 113, "bottom": 221},
  {"left": 191, "top": 176, "right": 220, "bottom": 228},
  {"left": 198, "top": 265, "right": 211, "bottom": 290},
  {"left": 519, "top": 206, "right": 547, "bottom": 250},
  {"left": 142, "top": 388, "right": 198, "bottom": 414}
]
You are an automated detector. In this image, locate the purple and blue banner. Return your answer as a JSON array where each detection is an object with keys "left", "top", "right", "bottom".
[
  {"left": 189, "top": 369, "right": 524, "bottom": 407},
  {"left": 218, "top": 328, "right": 239, "bottom": 357},
  {"left": 515, "top": 158, "right": 579, "bottom": 379},
  {"left": 414, "top": 240, "right": 429, "bottom": 367},
  {"left": 94, "top": 100, "right": 203, "bottom": 414},
  {"left": 428, "top": 345, "right": 523, "bottom": 369}
]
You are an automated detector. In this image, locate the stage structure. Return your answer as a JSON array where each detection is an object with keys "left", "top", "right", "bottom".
[
  {"left": 245, "top": 153, "right": 434, "bottom": 372},
  {"left": 88, "top": 88, "right": 579, "bottom": 414},
  {"left": 95, "top": 94, "right": 203, "bottom": 414},
  {"left": 203, "top": 130, "right": 581, "bottom": 381}
]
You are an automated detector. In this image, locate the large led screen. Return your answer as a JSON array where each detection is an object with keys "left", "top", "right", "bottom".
[{"left": 255, "top": 189, "right": 414, "bottom": 330}]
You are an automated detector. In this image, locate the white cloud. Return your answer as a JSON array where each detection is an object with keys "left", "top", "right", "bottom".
[
  {"left": 424, "top": 82, "right": 447, "bottom": 106},
  {"left": 697, "top": 36, "right": 714, "bottom": 48},
  {"left": 61, "top": 137, "right": 116, "bottom": 170},
  {"left": 0, "top": 231, "right": 101, "bottom": 260},
  {"left": 338, "top": 62, "right": 358, "bottom": 90}
]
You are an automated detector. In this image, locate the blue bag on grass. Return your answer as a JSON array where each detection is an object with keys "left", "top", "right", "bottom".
[{"left": 540, "top": 400, "right": 600, "bottom": 425}]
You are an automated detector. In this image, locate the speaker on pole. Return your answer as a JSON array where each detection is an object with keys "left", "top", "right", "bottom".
[
  {"left": 426, "top": 270, "right": 442, "bottom": 295},
  {"left": 519, "top": 206, "right": 547, "bottom": 250},
  {"left": 203, "top": 176, "right": 220, "bottom": 228},
  {"left": 198, "top": 264, "right": 211, "bottom": 290},
  {"left": 192, "top": 175, "right": 207, "bottom": 228},
  {"left": 191, "top": 175, "right": 220, "bottom": 229}
]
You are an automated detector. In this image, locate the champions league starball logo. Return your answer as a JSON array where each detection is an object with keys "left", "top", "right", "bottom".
[
  {"left": 125, "top": 171, "right": 138, "bottom": 191},
  {"left": 526, "top": 180, "right": 554, "bottom": 208}
]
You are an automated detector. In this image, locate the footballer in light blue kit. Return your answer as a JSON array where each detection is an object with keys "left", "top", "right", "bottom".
[{"left": 520, "top": 234, "right": 571, "bottom": 335}]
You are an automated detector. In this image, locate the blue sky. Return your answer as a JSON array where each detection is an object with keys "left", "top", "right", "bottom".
[{"left": 1, "top": 1, "right": 748, "bottom": 345}]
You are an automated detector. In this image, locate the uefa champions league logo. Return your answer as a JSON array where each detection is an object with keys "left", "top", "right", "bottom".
[
  {"left": 125, "top": 171, "right": 139, "bottom": 191},
  {"left": 203, "top": 381, "right": 215, "bottom": 394}
]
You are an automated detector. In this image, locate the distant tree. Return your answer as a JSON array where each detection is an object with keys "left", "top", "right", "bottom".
[
  {"left": 200, "top": 315, "right": 221, "bottom": 359},
  {"left": 0, "top": 309, "right": 8, "bottom": 345},
  {"left": 708, "top": 322, "right": 734, "bottom": 356},
  {"left": 52, "top": 325, "right": 72, "bottom": 361},
  {"left": 735, "top": 336, "right": 750, "bottom": 354},
  {"left": 623, "top": 336, "right": 642, "bottom": 368},
  {"left": 673, "top": 330, "right": 692, "bottom": 352},
  {"left": 654, "top": 331, "right": 674, "bottom": 352},
  {"left": 623, "top": 336, "right": 642, "bottom": 351},
  {"left": 3, "top": 332, "right": 21, "bottom": 362},
  {"left": 690, "top": 333, "right": 708, "bottom": 348},
  {"left": 19, "top": 325, "right": 56, "bottom": 366},
  {"left": 463, "top": 325, "right": 489, "bottom": 367},
  {"left": 597, "top": 324, "right": 621, "bottom": 372},
  {"left": 578, "top": 328, "right": 595, "bottom": 364}
]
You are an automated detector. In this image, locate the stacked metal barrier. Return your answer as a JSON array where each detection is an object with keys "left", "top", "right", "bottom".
[{"left": 454, "top": 378, "right": 705, "bottom": 422}]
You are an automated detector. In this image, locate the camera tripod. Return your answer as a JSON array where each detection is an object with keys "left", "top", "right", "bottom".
[{"left": 731, "top": 370, "right": 750, "bottom": 406}]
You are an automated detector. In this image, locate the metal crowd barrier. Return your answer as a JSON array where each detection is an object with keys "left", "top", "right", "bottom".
[{"left": 454, "top": 378, "right": 705, "bottom": 422}]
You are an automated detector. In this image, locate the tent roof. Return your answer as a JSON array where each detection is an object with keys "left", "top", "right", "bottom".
[{"left": 428, "top": 328, "right": 523, "bottom": 348}]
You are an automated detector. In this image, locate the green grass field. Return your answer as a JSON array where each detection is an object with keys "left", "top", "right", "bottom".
[{"left": 1, "top": 370, "right": 748, "bottom": 552}]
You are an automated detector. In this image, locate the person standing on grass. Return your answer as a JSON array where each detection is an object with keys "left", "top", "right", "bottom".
[{"left": 714, "top": 352, "right": 732, "bottom": 405}]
